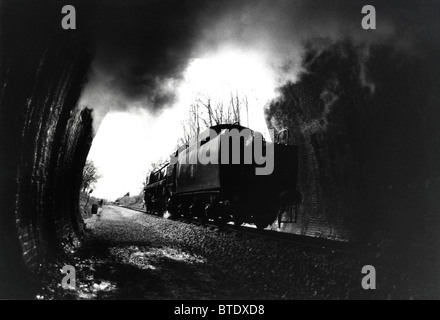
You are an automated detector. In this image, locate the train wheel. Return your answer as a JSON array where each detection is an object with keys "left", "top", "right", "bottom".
[
  {"left": 255, "top": 221, "right": 269, "bottom": 230},
  {"left": 166, "top": 198, "right": 177, "bottom": 218},
  {"left": 216, "top": 203, "right": 230, "bottom": 227},
  {"left": 188, "top": 204, "right": 195, "bottom": 220},
  {"left": 157, "top": 206, "right": 165, "bottom": 217},
  {"left": 233, "top": 210, "right": 244, "bottom": 226},
  {"left": 177, "top": 204, "right": 187, "bottom": 219},
  {"left": 214, "top": 216, "right": 227, "bottom": 227},
  {"left": 189, "top": 203, "right": 202, "bottom": 221},
  {"left": 254, "top": 212, "right": 270, "bottom": 230},
  {"left": 233, "top": 217, "right": 244, "bottom": 227},
  {"left": 184, "top": 207, "right": 192, "bottom": 219},
  {"left": 231, "top": 202, "right": 245, "bottom": 226},
  {"left": 198, "top": 213, "right": 208, "bottom": 224},
  {"left": 190, "top": 202, "right": 205, "bottom": 224},
  {"left": 205, "top": 204, "right": 216, "bottom": 221}
]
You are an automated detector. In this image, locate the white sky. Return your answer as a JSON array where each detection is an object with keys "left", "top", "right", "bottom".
[{"left": 87, "top": 48, "right": 279, "bottom": 200}]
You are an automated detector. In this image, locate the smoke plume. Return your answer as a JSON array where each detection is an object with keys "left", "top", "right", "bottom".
[{"left": 75, "top": 0, "right": 439, "bottom": 131}]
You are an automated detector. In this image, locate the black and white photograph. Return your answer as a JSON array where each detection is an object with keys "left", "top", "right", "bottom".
[{"left": 1, "top": 0, "right": 440, "bottom": 304}]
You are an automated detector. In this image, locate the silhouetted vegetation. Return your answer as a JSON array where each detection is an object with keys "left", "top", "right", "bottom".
[{"left": 265, "top": 39, "right": 440, "bottom": 249}]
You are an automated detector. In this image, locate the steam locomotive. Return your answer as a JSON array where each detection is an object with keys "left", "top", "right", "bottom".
[{"left": 144, "top": 123, "right": 301, "bottom": 229}]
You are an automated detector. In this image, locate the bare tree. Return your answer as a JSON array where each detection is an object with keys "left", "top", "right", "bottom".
[
  {"left": 197, "top": 96, "right": 213, "bottom": 127},
  {"left": 229, "top": 92, "right": 241, "bottom": 124},
  {"left": 81, "top": 160, "right": 101, "bottom": 193},
  {"left": 180, "top": 92, "right": 249, "bottom": 145},
  {"left": 180, "top": 102, "right": 200, "bottom": 146},
  {"left": 148, "top": 158, "right": 168, "bottom": 173}
]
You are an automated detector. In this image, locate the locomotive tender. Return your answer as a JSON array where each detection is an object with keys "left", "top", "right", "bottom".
[{"left": 144, "top": 123, "right": 301, "bottom": 229}]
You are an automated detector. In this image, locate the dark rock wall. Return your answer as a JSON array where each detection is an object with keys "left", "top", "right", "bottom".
[
  {"left": 266, "top": 41, "right": 440, "bottom": 246},
  {"left": 0, "top": 1, "right": 92, "bottom": 296}
]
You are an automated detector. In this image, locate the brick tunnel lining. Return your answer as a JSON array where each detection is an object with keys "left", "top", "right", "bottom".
[
  {"left": 0, "top": 2, "right": 93, "bottom": 296},
  {"left": 265, "top": 42, "right": 440, "bottom": 245}
]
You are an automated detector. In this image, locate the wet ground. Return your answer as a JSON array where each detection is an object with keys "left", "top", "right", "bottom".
[{"left": 35, "top": 205, "right": 439, "bottom": 300}]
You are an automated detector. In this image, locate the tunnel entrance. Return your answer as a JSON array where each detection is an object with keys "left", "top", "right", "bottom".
[
  {"left": 0, "top": 1, "right": 93, "bottom": 297},
  {"left": 2, "top": 0, "right": 440, "bottom": 300}
]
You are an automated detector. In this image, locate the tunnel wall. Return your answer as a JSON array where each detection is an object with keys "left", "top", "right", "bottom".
[
  {"left": 0, "top": 1, "right": 92, "bottom": 296},
  {"left": 268, "top": 78, "right": 362, "bottom": 241},
  {"left": 267, "top": 42, "right": 440, "bottom": 246}
]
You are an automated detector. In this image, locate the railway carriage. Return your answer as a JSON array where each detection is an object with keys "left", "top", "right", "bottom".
[{"left": 144, "top": 123, "right": 301, "bottom": 229}]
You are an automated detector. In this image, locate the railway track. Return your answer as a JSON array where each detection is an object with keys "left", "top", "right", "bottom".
[{"left": 117, "top": 204, "right": 363, "bottom": 254}]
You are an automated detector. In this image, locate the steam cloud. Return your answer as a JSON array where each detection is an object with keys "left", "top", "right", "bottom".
[{"left": 77, "top": 0, "right": 439, "bottom": 131}]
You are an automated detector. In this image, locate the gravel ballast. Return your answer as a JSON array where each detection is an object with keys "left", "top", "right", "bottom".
[{"left": 36, "top": 205, "right": 439, "bottom": 299}]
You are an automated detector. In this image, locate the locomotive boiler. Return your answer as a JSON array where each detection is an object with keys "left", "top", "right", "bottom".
[{"left": 144, "top": 123, "right": 301, "bottom": 229}]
